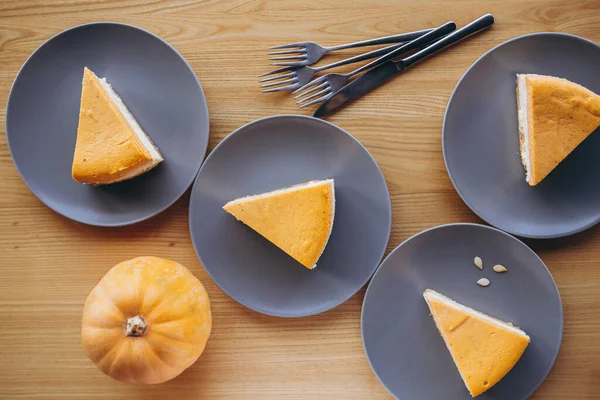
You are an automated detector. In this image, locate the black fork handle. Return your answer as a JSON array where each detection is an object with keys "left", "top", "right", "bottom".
[
  {"left": 401, "top": 14, "right": 494, "bottom": 69},
  {"left": 351, "top": 21, "right": 457, "bottom": 76}
]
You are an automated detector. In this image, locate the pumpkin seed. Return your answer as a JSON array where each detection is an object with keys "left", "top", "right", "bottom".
[
  {"left": 493, "top": 264, "right": 508, "bottom": 273},
  {"left": 477, "top": 278, "right": 490, "bottom": 287},
  {"left": 474, "top": 256, "right": 483, "bottom": 270}
]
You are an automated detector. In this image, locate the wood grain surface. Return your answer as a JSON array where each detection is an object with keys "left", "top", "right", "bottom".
[{"left": 1, "top": 0, "right": 599, "bottom": 399}]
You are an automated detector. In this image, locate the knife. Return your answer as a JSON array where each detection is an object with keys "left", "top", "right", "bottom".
[{"left": 313, "top": 13, "right": 495, "bottom": 118}]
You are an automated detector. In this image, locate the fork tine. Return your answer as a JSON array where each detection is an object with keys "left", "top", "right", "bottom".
[
  {"left": 299, "top": 93, "right": 332, "bottom": 109},
  {"left": 294, "top": 81, "right": 328, "bottom": 99},
  {"left": 269, "top": 55, "right": 308, "bottom": 61},
  {"left": 293, "top": 76, "right": 327, "bottom": 95},
  {"left": 262, "top": 83, "right": 299, "bottom": 93},
  {"left": 271, "top": 61, "right": 309, "bottom": 67},
  {"left": 297, "top": 87, "right": 331, "bottom": 104},
  {"left": 268, "top": 49, "right": 306, "bottom": 56},
  {"left": 259, "top": 72, "right": 295, "bottom": 83},
  {"left": 258, "top": 66, "right": 294, "bottom": 78},
  {"left": 260, "top": 78, "right": 298, "bottom": 89},
  {"left": 269, "top": 43, "right": 303, "bottom": 50}
]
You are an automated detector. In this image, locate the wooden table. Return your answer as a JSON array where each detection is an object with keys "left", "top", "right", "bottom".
[{"left": 1, "top": 1, "right": 599, "bottom": 399}]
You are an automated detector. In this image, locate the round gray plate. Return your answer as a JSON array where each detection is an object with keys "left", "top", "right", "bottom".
[
  {"left": 6, "top": 22, "right": 209, "bottom": 226},
  {"left": 443, "top": 33, "right": 600, "bottom": 238},
  {"left": 189, "top": 115, "right": 392, "bottom": 317},
  {"left": 362, "top": 223, "right": 563, "bottom": 400}
]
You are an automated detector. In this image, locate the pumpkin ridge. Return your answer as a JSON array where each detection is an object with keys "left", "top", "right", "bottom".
[
  {"left": 137, "top": 276, "right": 195, "bottom": 321},
  {"left": 144, "top": 336, "right": 186, "bottom": 370},
  {"left": 98, "top": 337, "right": 128, "bottom": 377},
  {"left": 149, "top": 314, "right": 203, "bottom": 330},
  {"left": 134, "top": 264, "right": 163, "bottom": 316},
  {"left": 81, "top": 325, "right": 122, "bottom": 338},
  {"left": 82, "top": 312, "right": 125, "bottom": 330},
  {"left": 132, "top": 339, "right": 176, "bottom": 383},
  {"left": 147, "top": 324, "right": 198, "bottom": 346},
  {"left": 139, "top": 293, "right": 180, "bottom": 323},
  {"left": 91, "top": 283, "right": 127, "bottom": 320},
  {"left": 142, "top": 283, "right": 201, "bottom": 323}
]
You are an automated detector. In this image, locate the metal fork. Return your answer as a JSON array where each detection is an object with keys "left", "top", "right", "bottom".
[
  {"left": 293, "top": 22, "right": 456, "bottom": 107},
  {"left": 268, "top": 28, "right": 433, "bottom": 67},
  {"left": 260, "top": 37, "right": 429, "bottom": 93}
]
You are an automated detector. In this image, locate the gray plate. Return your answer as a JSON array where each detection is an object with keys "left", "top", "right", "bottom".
[
  {"left": 443, "top": 33, "right": 600, "bottom": 238},
  {"left": 362, "top": 223, "right": 563, "bottom": 400},
  {"left": 189, "top": 115, "right": 392, "bottom": 317},
  {"left": 6, "top": 22, "right": 209, "bottom": 226}
]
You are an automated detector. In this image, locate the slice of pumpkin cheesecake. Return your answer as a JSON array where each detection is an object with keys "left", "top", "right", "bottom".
[
  {"left": 424, "top": 289, "right": 530, "bottom": 397},
  {"left": 516, "top": 74, "right": 600, "bottom": 186},
  {"left": 223, "top": 179, "right": 335, "bottom": 269},
  {"left": 72, "top": 67, "right": 163, "bottom": 185}
]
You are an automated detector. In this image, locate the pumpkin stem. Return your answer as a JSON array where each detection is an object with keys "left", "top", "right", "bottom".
[{"left": 125, "top": 315, "right": 147, "bottom": 337}]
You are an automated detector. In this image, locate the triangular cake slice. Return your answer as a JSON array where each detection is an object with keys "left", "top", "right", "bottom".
[
  {"left": 517, "top": 74, "right": 600, "bottom": 186},
  {"left": 72, "top": 67, "right": 163, "bottom": 185},
  {"left": 223, "top": 179, "right": 335, "bottom": 269},
  {"left": 423, "top": 289, "right": 530, "bottom": 397}
]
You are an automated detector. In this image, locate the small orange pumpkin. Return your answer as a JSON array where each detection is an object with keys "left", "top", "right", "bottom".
[{"left": 81, "top": 256, "right": 212, "bottom": 384}]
